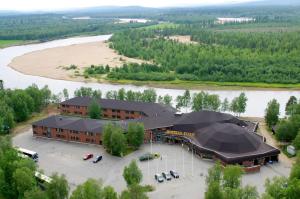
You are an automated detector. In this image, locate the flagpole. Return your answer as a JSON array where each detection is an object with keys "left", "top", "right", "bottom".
[
  {"left": 182, "top": 142, "right": 185, "bottom": 177},
  {"left": 192, "top": 147, "right": 194, "bottom": 176}
]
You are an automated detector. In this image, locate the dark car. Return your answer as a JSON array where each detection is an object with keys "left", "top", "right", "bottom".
[
  {"left": 170, "top": 170, "right": 179, "bottom": 178},
  {"left": 93, "top": 155, "right": 102, "bottom": 163},
  {"left": 162, "top": 172, "right": 172, "bottom": 181},
  {"left": 154, "top": 174, "right": 164, "bottom": 183},
  {"left": 139, "top": 153, "right": 154, "bottom": 161},
  {"left": 83, "top": 153, "right": 93, "bottom": 160}
]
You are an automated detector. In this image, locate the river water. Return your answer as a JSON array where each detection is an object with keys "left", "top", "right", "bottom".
[{"left": 0, "top": 35, "right": 299, "bottom": 117}]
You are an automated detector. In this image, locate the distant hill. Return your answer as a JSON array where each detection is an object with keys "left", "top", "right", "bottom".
[
  {"left": 61, "top": 6, "right": 159, "bottom": 14},
  {"left": 243, "top": 0, "right": 300, "bottom": 6}
]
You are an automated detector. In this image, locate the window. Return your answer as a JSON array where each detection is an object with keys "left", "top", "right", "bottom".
[
  {"left": 104, "top": 114, "right": 108, "bottom": 118},
  {"left": 117, "top": 116, "right": 121, "bottom": 119},
  {"left": 131, "top": 111, "right": 134, "bottom": 114},
  {"left": 103, "top": 108, "right": 107, "bottom": 112},
  {"left": 33, "top": 131, "right": 37, "bottom": 134},
  {"left": 117, "top": 110, "right": 120, "bottom": 113},
  {"left": 125, "top": 111, "right": 130, "bottom": 114},
  {"left": 112, "top": 109, "right": 116, "bottom": 112}
]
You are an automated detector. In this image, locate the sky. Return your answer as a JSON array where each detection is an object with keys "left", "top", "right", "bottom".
[{"left": 0, "top": 0, "right": 259, "bottom": 11}]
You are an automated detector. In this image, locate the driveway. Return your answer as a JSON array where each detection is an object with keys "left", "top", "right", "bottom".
[{"left": 13, "top": 129, "right": 291, "bottom": 199}]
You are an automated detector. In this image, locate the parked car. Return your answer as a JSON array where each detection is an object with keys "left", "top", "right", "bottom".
[
  {"left": 83, "top": 153, "right": 93, "bottom": 160},
  {"left": 170, "top": 170, "right": 179, "bottom": 178},
  {"left": 162, "top": 172, "right": 172, "bottom": 181},
  {"left": 139, "top": 153, "right": 154, "bottom": 161},
  {"left": 139, "top": 153, "right": 160, "bottom": 161},
  {"left": 93, "top": 155, "right": 102, "bottom": 163},
  {"left": 154, "top": 174, "right": 164, "bottom": 183}
]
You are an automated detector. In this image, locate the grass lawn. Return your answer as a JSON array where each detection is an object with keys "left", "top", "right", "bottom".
[
  {"left": 0, "top": 40, "right": 33, "bottom": 48},
  {"left": 106, "top": 78, "right": 300, "bottom": 90}
]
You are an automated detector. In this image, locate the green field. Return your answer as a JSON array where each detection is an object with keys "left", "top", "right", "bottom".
[
  {"left": 106, "top": 78, "right": 300, "bottom": 90},
  {"left": 0, "top": 40, "right": 31, "bottom": 48}
]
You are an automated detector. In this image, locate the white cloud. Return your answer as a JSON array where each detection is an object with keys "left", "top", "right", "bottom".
[{"left": 0, "top": 0, "right": 257, "bottom": 11}]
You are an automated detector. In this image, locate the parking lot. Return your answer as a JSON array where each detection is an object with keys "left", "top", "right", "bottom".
[{"left": 13, "top": 129, "right": 292, "bottom": 199}]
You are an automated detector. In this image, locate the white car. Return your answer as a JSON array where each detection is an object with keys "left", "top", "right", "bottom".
[
  {"left": 162, "top": 172, "right": 172, "bottom": 181},
  {"left": 155, "top": 173, "right": 164, "bottom": 183},
  {"left": 170, "top": 170, "right": 179, "bottom": 178}
]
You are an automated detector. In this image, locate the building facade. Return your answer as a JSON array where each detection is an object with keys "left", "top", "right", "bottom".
[
  {"left": 33, "top": 97, "right": 280, "bottom": 172},
  {"left": 59, "top": 97, "right": 173, "bottom": 120}
]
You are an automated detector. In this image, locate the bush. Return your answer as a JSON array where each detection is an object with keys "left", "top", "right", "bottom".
[
  {"left": 293, "top": 131, "right": 300, "bottom": 150},
  {"left": 276, "top": 120, "right": 298, "bottom": 142}
]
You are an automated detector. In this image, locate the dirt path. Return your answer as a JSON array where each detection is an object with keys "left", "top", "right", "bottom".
[{"left": 258, "top": 122, "right": 295, "bottom": 167}]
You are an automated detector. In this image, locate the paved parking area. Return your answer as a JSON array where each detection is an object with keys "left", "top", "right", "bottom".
[{"left": 13, "top": 129, "right": 292, "bottom": 199}]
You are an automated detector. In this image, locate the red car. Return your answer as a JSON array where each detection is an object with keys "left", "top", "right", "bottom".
[{"left": 83, "top": 153, "right": 93, "bottom": 160}]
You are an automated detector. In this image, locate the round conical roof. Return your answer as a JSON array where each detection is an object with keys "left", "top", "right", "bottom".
[{"left": 195, "top": 123, "right": 261, "bottom": 154}]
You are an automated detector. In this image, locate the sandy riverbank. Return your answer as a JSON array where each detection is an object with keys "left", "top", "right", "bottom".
[{"left": 9, "top": 41, "right": 145, "bottom": 81}]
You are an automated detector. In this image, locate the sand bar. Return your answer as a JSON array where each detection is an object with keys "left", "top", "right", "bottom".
[{"left": 9, "top": 41, "right": 145, "bottom": 81}]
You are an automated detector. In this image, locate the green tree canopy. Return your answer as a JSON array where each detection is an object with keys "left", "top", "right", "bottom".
[
  {"left": 230, "top": 93, "right": 248, "bottom": 116},
  {"left": 88, "top": 99, "right": 102, "bottom": 119},
  {"left": 102, "top": 186, "right": 118, "bottom": 199},
  {"left": 285, "top": 96, "right": 298, "bottom": 115},
  {"left": 103, "top": 123, "right": 126, "bottom": 156},
  {"left": 24, "top": 187, "right": 49, "bottom": 199},
  {"left": 110, "top": 128, "right": 126, "bottom": 156},
  {"left": 123, "top": 160, "right": 142, "bottom": 186},
  {"left": 46, "top": 173, "right": 69, "bottom": 199},
  {"left": 12, "top": 167, "right": 36, "bottom": 198},
  {"left": 265, "top": 99, "right": 280, "bottom": 128},
  {"left": 127, "top": 123, "right": 145, "bottom": 149},
  {"left": 293, "top": 131, "right": 300, "bottom": 150},
  {"left": 70, "top": 179, "right": 103, "bottom": 199}
]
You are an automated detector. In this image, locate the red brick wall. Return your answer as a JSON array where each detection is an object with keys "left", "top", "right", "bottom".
[
  {"left": 59, "top": 104, "right": 142, "bottom": 119},
  {"left": 244, "top": 165, "right": 261, "bottom": 172},
  {"left": 59, "top": 105, "right": 88, "bottom": 116},
  {"left": 33, "top": 125, "right": 101, "bottom": 145}
]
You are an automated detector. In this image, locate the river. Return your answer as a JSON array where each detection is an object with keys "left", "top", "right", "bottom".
[{"left": 0, "top": 35, "right": 299, "bottom": 117}]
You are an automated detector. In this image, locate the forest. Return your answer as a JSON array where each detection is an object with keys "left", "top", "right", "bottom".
[
  {"left": 0, "top": 14, "right": 155, "bottom": 40},
  {"left": 109, "top": 21, "right": 300, "bottom": 84}
]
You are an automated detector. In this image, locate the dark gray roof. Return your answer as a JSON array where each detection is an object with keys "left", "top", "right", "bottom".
[
  {"left": 188, "top": 123, "right": 280, "bottom": 163},
  {"left": 175, "top": 111, "right": 246, "bottom": 126},
  {"left": 172, "top": 111, "right": 247, "bottom": 133},
  {"left": 32, "top": 115, "right": 129, "bottom": 134},
  {"left": 195, "top": 123, "right": 260, "bottom": 154},
  {"left": 60, "top": 97, "right": 176, "bottom": 117}
]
